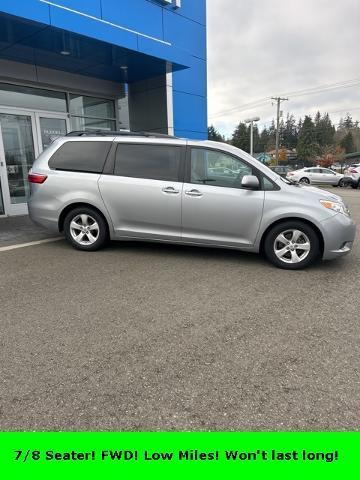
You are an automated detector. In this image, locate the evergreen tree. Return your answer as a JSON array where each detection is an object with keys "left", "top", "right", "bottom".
[
  {"left": 343, "top": 114, "right": 354, "bottom": 129},
  {"left": 231, "top": 122, "right": 250, "bottom": 151},
  {"left": 297, "top": 115, "right": 318, "bottom": 165},
  {"left": 315, "top": 112, "right": 335, "bottom": 147},
  {"left": 340, "top": 131, "right": 355, "bottom": 153},
  {"left": 208, "top": 125, "right": 224, "bottom": 142},
  {"left": 258, "top": 127, "right": 270, "bottom": 152},
  {"left": 283, "top": 113, "right": 298, "bottom": 149},
  {"left": 267, "top": 120, "right": 277, "bottom": 150}
]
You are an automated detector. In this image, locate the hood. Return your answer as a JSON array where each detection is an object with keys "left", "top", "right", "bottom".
[
  {"left": 279, "top": 179, "right": 345, "bottom": 203},
  {"left": 299, "top": 185, "right": 343, "bottom": 202}
]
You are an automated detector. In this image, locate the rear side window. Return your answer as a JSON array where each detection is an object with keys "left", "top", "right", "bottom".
[
  {"left": 114, "top": 144, "right": 181, "bottom": 181},
  {"left": 49, "top": 141, "right": 112, "bottom": 173}
]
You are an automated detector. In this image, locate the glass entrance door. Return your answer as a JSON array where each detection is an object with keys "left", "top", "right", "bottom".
[
  {"left": 0, "top": 110, "right": 68, "bottom": 216},
  {"left": 0, "top": 112, "right": 37, "bottom": 216}
]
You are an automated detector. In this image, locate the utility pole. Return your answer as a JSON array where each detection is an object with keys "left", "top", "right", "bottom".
[{"left": 271, "top": 97, "right": 288, "bottom": 165}]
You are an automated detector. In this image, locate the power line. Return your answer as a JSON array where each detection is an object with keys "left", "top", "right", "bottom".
[{"left": 209, "top": 77, "right": 360, "bottom": 119}]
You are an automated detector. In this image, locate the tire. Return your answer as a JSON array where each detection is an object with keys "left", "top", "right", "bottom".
[
  {"left": 264, "top": 221, "right": 320, "bottom": 270},
  {"left": 338, "top": 179, "right": 346, "bottom": 188},
  {"left": 299, "top": 177, "right": 310, "bottom": 185},
  {"left": 64, "top": 207, "right": 108, "bottom": 251}
]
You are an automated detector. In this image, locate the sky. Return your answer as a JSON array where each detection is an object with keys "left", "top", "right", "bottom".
[{"left": 207, "top": 0, "right": 360, "bottom": 138}]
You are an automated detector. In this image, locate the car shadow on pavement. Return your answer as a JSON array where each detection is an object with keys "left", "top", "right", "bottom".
[{"left": 105, "top": 239, "right": 267, "bottom": 266}]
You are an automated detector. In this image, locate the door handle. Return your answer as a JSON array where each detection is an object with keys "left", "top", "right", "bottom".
[
  {"left": 185, "top": 189, "right": 203, "bottom": 197},
  {"left": 162, "top": 186, "right": 179, "bottom": 194}
]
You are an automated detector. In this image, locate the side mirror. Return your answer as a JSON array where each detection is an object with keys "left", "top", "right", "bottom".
[{"left": 241, "top": 175, "right": 260, "bottom": 189}]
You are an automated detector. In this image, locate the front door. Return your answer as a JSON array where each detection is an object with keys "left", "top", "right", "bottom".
[
  {"left": 0, "top": 110, "right": 68, "bottom": 216},
  {"left": 319, "top": 168, "right": 337, "bottom": 185},
  {"left": 182, "top": 147, "right": 265, "bottom": 247}
]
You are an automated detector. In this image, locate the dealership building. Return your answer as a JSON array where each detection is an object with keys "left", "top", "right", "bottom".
[{"left": 0, "top": 0, "right": 207, "bottom": 216}]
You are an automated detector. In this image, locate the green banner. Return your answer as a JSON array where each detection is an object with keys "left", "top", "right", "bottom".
[{"left": 0, "top": 432, "right": 358, "bottom": 479}]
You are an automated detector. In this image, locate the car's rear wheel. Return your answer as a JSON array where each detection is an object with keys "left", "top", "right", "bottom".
[
  {"left": 338, "top": 178, "right": 347, "bottom": 187},
  {"left": 64, "top": 207, "right": 108, "bottom": 251},
  {"left": 299, "top": 177, "right": 310, "bottom": 185},
  {"left": 264, "top": 221, "right": 320, "bottom": 270}
]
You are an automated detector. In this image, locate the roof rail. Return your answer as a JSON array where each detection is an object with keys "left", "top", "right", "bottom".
[{"left": 66, "top": 130, "right": 178, "bottom": 139}]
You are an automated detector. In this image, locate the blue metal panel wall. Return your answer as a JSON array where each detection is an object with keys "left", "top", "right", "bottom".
[
  {"left": 163, "top": 1, "right": 207, "bottom": 139},
  {"left": 0, "top": 0, "right": 207, "bottom": 139}
]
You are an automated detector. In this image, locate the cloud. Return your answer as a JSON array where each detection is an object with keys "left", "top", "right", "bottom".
[{"left": 207, "top": 0, "right": 360, "bottom": 137}]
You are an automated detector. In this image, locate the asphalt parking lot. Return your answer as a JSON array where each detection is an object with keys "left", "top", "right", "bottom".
[{"left": 0, "top": 189, "right": 359, "bottom": 431}]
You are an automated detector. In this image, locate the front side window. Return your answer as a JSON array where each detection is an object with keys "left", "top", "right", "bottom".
[
  {"left": 114, "top": 144, "right": 182, "bottom": 181},
  {"left": 190, "top": 148, "right": 253, "bottom": 188},
  {"left": 49, "top": 141, "right": 112, "bottom": 173},
  {"left": 263, "top": 177, "right": 277, "bottom": 191}
]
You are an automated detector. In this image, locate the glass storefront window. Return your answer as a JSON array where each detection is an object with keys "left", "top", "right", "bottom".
[
  {"left": 70, "top": 117, "right": 116, "bottom": 132},
  {"left": 0, "top": 83, "right": 67, "bottom": 112},
  {"left": 69, "top": 94, "right": 115, "bottom": 119},
  {"left": 39, "top": 117, "right": 67, "bottom": 150}
]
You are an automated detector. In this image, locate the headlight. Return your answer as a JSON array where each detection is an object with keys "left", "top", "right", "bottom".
[{"left": 320, "top": 200, "right": 350, "bottom": 216}]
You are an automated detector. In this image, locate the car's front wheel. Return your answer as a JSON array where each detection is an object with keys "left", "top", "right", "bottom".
[
  {"left": 264, "top": 221, "right": 320, "bottom": 270},
  {"left": 64, "top": 207, "right": 108, "bottom": 251}
]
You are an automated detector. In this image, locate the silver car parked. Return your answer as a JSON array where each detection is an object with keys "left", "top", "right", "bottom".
[{"left": 28, "top": 131, "right": 356, "bottom": 270}]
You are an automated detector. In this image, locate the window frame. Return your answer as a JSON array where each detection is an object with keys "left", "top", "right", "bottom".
[
  {"left": 111, "top": 142, "right": 186, "bottom": 183},
  {"left": 185, "top": 146, "right": 279, "bottom": 191}
]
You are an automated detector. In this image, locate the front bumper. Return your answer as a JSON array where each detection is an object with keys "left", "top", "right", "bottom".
[
  {"left": 321, "top": 213, "right": 356, "bottom": 260},
  {"left": 343, "top": 175, "right": 359, "bottom": 187}
]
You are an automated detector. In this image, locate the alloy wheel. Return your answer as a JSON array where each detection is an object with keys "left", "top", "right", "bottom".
[
  {"left": 273, "top": 229, "right": 311, "bottom": 264},
  {"left": 70, "top": 214, "right": 100, "bottom": 246}
]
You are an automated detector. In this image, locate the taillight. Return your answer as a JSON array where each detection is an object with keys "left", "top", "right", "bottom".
[
  {"left": 349, "top": 168, "right": 358, "bottom": 173},
  {"left": 28, "top": 173, "right": 48, "bottom": 184}
]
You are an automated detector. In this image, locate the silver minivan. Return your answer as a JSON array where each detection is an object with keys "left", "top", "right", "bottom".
[{"left": 28, "top": 131, "right": 356, "bottom": 270}]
